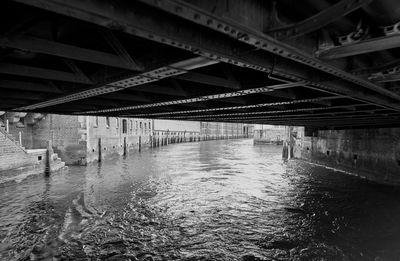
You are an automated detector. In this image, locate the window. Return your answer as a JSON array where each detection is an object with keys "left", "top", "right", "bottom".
[
  {"left": 149, "top": 122, "right": 151, "bottom": 130},
  {"left": 130, "top": 120, "right": 133, "bottom": 131},
  {"left": 135, "top": 121, "right": 138, "bottom": 129},
  {"left": 106, "top": 117, "right": 110, "bottom": 128},
  {"left": 144, "top": 123, "right": 147, "bottom": 131},
  {"left": 94, "top": 116, "right": 98, "bottom": 127},
  {"left": 115, "top": 118, "right": 119, "bottom": 129},
  {"left": 140, "top": 122, "right": 142, "bottom": 129},
  {"left": 122, "top": 119, "right": 127, "bottom": 134}
]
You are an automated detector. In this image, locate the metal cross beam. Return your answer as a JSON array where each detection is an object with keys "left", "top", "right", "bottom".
[
  {"left": 83, "top": 82, "right": 304, "bottom": 114},
  {"left": 0, "top": 79, "right": 62, "bottom": 93},
  {"left": 267, "top": 0, "right": 372, "bottom": 39},
  {"left": 370, "top": 73, "right": 400, "bottom": 83},
  {"left": 0, "top": 35, "right": 143, "bottom": 71},
  {"left": 231, "top": 118, "right": 400, "bottom": 127},
  {"left": 138, "top": 0, "right": 400, "bottom": 103},
  {"left": 352, "top": 58, "right": 400, "bottom": 76},
  {"left": 243, "top": 116, "right": 400, "bottom": 124},
  {"left": 152, "top": 104, "right": 370, "bottom": 119},
  {"left": 190, "top": 110, "right": 394, "bottom": 122},
  {"left": 15, "top": 56, "right": 217, "bottom": 111},
  {"left": 317, "top": 34, "right": 400, "bottom": 59},
  {"left": 175, "top": 113, "right": 397, "bottom": 122},
  {"left": 11, "top": 0, "right": 400, "bottom": 112},
  {"left": 123, "top": 96, "right": 343, "bottom": 117},
  {"left": 174, "top": 72, "right": 241, "bottom": 89},
  {"left": 0, "top": 63, "right": 92, "bottom": 84}
]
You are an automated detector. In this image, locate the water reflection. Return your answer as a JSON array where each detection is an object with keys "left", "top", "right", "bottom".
[{"left": 0, "top": 139, "right": 400, "bottom": 260}]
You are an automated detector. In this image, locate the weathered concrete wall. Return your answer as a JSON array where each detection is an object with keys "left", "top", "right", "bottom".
[{"left": 293, "top": 127, "right": 400, "bottom": 185}]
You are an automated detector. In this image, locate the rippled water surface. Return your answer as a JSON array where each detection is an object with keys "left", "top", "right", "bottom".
[{"left": 1, "top": 139, "right": 400, "bottom": 260}]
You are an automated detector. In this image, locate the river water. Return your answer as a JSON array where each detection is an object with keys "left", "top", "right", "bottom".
[{"left": 1, "top": 139, "right": 400, "bottom": 261}]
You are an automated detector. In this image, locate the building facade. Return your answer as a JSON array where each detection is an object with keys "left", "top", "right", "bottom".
[
  {"left": 200, "top": 122, "right": 253, "bottom": 139},
  {"left": 1, "top": 112, "right": 253, "bottom": 171},
  {"left": 253, "top": 125, "right": 285, "bottom": 145}
]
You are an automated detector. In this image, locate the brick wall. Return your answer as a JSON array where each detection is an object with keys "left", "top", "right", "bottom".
[
  {"left": 31, "top": 115, "right": 86, "bottom": 165},
  {"left": 86, "top": 116, "right": 153, "bottom": 163}
]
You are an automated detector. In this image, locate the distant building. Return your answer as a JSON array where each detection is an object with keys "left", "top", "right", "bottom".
[
  {"left": 253, "top": 125, "right": 285, "bottom": 145},
  {"left": 1, "top": 113, "right": 152, "bottom": 165},
  {"left": 153, "top": 119, "right": 200, "bottom": 143},
  {"left": 200, "top": 122, "right": 253, "bottom": 139}
]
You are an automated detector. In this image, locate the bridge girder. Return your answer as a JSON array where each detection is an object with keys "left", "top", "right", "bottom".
[{"left": 0, "top": 0, "right": 399, "bottom": 127}]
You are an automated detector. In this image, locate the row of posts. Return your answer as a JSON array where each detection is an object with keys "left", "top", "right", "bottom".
[{"left": 97, "top": 133, "right": 247, "bottom": 162}]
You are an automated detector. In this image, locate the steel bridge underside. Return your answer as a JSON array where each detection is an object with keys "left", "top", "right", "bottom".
[{"left": 1, "top": 0, "right": 400, "bottom": 129}]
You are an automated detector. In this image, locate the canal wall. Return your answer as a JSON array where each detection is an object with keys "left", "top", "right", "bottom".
[{"left": 290, "top": 126, "right": 400, "bottom": 185}]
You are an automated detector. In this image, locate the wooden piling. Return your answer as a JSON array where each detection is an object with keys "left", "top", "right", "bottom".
[{"left": 98, "top": 138, "right": 102, "bottom": 162}]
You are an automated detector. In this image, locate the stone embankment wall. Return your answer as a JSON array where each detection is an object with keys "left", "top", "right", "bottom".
[{"left": 290, "top": 127, "right": 400, "bottom": 185}]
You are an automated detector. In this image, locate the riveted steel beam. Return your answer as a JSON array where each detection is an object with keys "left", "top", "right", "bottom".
[
  {"left": 138, "top": 0, "right": 400, "bottom": 103},
  {"left": 317, "top": 34, "right": 400, "bottom": 59},
  {"left": 247, "top": 116, "right": 400, "bottom": 125},
  {"left": 123, "top": 96, "right": 343, "bottom": 117},
  {"left": 11, "top": 0, "right": 400, "bottom": 113},
  {"left": 0, "top": 35, "right": 144, "bottom": 71},
  {"left": 370, "top": 73, "right": 400, "bottom": 83},
  {"left": 151, "top": 104, "right": 369, "bottom": 119},
  {"left": 268, "top": 0, "right": 372, "bottom": 39},
  {"left": 134, "top": 84, "right": 187, "bottom": 97},
  {"left": 223, "top": 118, "right": 400, "bottom": 127},
  {"left": 15, "top": 56, "right": 217, "bottom": 111},
  {"left": 83, "top": 82, "right": 305, "bottom": 114},
  {"left": 352, "top": 59, "right": 400, "bottom": 76},
  {"left": 174, "top": 72, "right": 241, "bottom": 89},
  {"left": 170, "top": 112, "right": 394, "bottom": 121},
  {"left": 0, "top": 79, "right": 62, "bottom": 93},
  {"left": 188, "top": 110, "right": 395, "bottom": 122},
  {"left": 99, "top": 29, "right": 142, "bottom": 71},
  {"left": 0, "top": 63, "right": 92, "bottom": 84}
]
